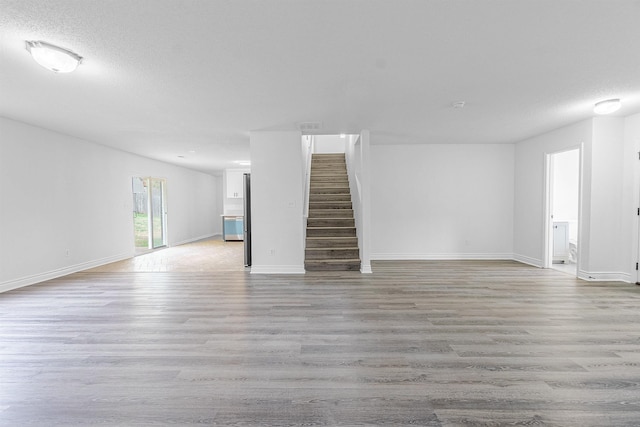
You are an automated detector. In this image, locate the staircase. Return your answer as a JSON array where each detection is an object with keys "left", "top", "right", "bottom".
[{"left": 305, "top": 153, "right": 361, "bottom": 271}]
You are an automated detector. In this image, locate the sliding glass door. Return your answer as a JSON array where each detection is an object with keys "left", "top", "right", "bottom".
[
  {"left": 132, "top": 177, "right": 167, "bottom": 253},
  {"left": 149, "top": 178, "right": 166, "bottom": 248}
]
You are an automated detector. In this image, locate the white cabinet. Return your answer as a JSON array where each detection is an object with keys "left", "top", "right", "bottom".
[
  {"left": 226, "top": 169, "right": 245, "bottom": 199},
  {"left": 553, "top": 221, "right": 569, "bottom": 263}
]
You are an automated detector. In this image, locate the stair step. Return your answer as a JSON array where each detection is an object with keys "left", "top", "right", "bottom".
[
  {"left": 305, "top": 247, "right": 359, "bottom": 260},
  {"left": 310, "top": 183, "right": 350, "bottom": 189},
  {"left": 307, "top": 217, "right": 354, "bottom": 227},
  {"left": 309, "top": 187, "right": 351, "bottom": 195},
  {"left": 306, "top": 236, "right": 358, "bottom": 248},
  {"left": 307, "top": 208, "right": 354, "bottom": 218},
  {"left": 311, "top": 165, "right": 347, "bottom": 170},
  {"left": 309, "top": 193, "right": 351, "bottom": 201},
  {"left": 309, "top": 201, "right": 352, "bottom": 209},
  {"left": 307, "top": 226, "right": 356, "bottom": 237},
  {"left": 312, "top": 157, "right": 346, "bottom": 161},
  {"left": 305, "top": 259, "right": 361, "bottom": 271},
  {"left": 310, "top": 176, "right": 348, "bottom": 182}
]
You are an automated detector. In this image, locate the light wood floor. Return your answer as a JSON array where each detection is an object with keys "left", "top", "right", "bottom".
[
  {"left": 1, "top": 261, "right": 640, "bottom": 426},
  {"left": 87, "top": 237, "right": 246, "bottom": 272}
]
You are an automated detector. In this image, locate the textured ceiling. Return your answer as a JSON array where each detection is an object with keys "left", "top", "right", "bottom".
[{"left": 1, "top": 0, "right": 640, "bottom": 176}]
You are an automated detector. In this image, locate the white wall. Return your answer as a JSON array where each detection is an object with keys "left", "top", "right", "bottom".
[
  {"left": 345, "top": 131, "right": 371, "bottom": 272},
  {"left": 623, "top": 113, "right": 640, "bottom": 284},
  {"left": 0, "top": 117, "right": 220, "bottom": 292},
  {"left": 514, "top": 116, "right": 636, "bottom": 282},
  {"left": 313, "top": 135, "right": 346, "bottom": 153},
  {"left": 370, "top": 143, "right": 514, "bottom": 259},
  {"left": 589, "top": 117, "right": 625, "bottom": 277},
  {"left": 513, "top": 120, "right": 592, "bottom": 267},
  {"left": 249, "top": 130, "right": 305, "bottom": 273}
]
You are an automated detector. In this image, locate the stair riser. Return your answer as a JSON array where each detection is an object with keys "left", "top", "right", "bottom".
[
  {"left": 305, "top": 261, "right": 361, "bottom": 271},
  {"left": 307, "top": 227, "right": 356, "bottom": 237},
  {"left": 307, "top": 218, "right": 355, "bottom": 227},
  {"left": 307, "top": 209, "right": 354, "bottom": 218},
  {"left": 305, "top": 248, "right": 360, "bottom": 260},
  {"left": 309, "top": 188, "right": 351, "bottom": 195},
  {"left": 312, "top": 158, "right": 346, "bottom": 163},
  {"left": 310, "top": 176, "right": 348, "bottom": 182},
  {"left": 310, "top": 184, "right": 350, "bottom": 190},
  {"left": 310, "top": 181, "right": 348, "bottom": 186},
  {"left": 306, "top": 238, "right": 358, "bottom": 248},
  {"left": 311, "top": 166, "right": 346, "bottom": 171},
  {"left": 309, "top": 194, "right": 351, "bottom": 201},
  {"left": 309, "top": 203, "right": 353, "bottom": 210}
]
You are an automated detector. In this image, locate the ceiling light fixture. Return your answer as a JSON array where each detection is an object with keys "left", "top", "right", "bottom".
[
  {"left": 25, "top": 41, "right": 83, "bottom": 73},
  {"left": 593, "top": 98, "right": 621, "bottom": 115}
]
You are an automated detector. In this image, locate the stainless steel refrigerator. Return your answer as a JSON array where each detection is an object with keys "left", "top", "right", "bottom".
[{"left": 243, "top": 173, "right": 251, "bottom": 266}]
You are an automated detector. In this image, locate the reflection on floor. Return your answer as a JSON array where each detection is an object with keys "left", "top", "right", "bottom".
[
  {"left": 86, "top": 236, "right": 246, "bottom": 272},
  {"left": 552, "top": 261, "right": 577, "bottom": 276}
]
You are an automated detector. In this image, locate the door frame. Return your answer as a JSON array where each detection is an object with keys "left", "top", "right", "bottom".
[{"left": 543, "top": 145, "right": 583, "bottom": 274}]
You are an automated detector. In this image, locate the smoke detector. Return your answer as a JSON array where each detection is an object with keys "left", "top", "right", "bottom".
[{"left": 452, "top": 101, "right": 466, "bottom": 109}]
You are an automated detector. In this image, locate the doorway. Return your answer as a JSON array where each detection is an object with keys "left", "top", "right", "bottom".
[
  {"left": 546, "top": 148, "right": 581, "bottom": 276},
  {"left": 132, "top": 177, "right": 167, "bottom": 254}
]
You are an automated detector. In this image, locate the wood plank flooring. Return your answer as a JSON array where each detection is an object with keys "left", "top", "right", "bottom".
[{"left": 1, "top": 261, "right": 640, "bottom": 426}]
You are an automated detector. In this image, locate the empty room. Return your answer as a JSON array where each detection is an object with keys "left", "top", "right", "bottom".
[{"left": 1, "top": 0, "right": 640, "bottom": 425}]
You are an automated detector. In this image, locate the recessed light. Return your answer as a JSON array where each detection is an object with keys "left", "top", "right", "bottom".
[
  {"left": 339, "top": 134, "right": 346, "bottom": 139},
  {"left": 593, "top": 98, "right": 621, "bottom": 115},
  {"left": 187, "top": 150, "right": 196, "bottom": 154},
  {"left": 25, "top": 40, "right": 82, "bottom": 73},
  {"left": 452, "top": 101, "right": 466, "bottom": 109}
]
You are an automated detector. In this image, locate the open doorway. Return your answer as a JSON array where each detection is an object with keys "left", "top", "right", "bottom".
[
  {"left": 132, "top": 177, "right": 167, "bottom": 255},
  {"left": 546, "top": 148, "right": 580, "bottom": 276}
]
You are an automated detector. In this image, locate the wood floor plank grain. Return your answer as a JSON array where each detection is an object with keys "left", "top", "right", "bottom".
[{"left": 1, "top": 260, "right": 640, "bottom": 426}]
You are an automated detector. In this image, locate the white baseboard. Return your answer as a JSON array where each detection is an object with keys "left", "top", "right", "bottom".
[
  {"left": 578, "top": 270, "right": 632, "bottom": 283},
  {"left": 0, "top": 252, "right": 133, "bottom": 294},
  {"left": 171, "top": 233, "right": 218, "bottom": 247},
  {"left": 513, "top": 254, "right": 543, "bottom": 268},
  {"left": 371, "top": 252, "right": 513, "bottom": 261},
  {"left": 360, "top": 263, "right": 373, "bottom": 274},
  {"left": 250, "top": 265, "right": 305, "bottom": 274}
]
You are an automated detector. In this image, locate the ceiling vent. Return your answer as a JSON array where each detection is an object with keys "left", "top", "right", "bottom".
[{"left": 298, "top": 122, "right": 323, "bottom": 132}]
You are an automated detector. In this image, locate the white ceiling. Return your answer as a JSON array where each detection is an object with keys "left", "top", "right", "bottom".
[{"left": 2, "top": 0, "right": 640, "bottom": 176}]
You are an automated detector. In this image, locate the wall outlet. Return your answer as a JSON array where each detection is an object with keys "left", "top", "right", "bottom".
[
  {"left": 65, "top": 249, "right": 70, "bottom": 257},
  {"left": 268, "top": 249, "right": 276, "bottom": 256}
]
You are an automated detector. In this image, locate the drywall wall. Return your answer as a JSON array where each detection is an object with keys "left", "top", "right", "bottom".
[
  {"left": 0, "top": 117, "right": 220, "bottom": 292},
  {"left": 513, "top": 120, "right": 593, "bottom": 268},
  {"left": 588, "top": 117, "right": 625, "bottom": 277},
  {"left": 370, "top": 143, "right": 514, "bottom": 259},
  {"left": 514, "top": 116, "right": 636, "bottom": 282},
  {"left": 314, "top": 135, "right": 346, "bottom": 153},
  {"left": 345, "top": 131, "right": 371, "bottom": 272},
  {"left": 623, "top": 112, "right": 640, "bottom": 284},
  {"left": 249, "top": 130, "right": 305, "bottom": 273}
]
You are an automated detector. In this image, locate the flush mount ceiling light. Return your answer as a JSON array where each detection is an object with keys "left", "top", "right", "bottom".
[
  {"left": 25, "top": 41, "right": 83, "bottom": 73},
  {"left": 593, "top": 98, "right": 621, "bottom": 115}
]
